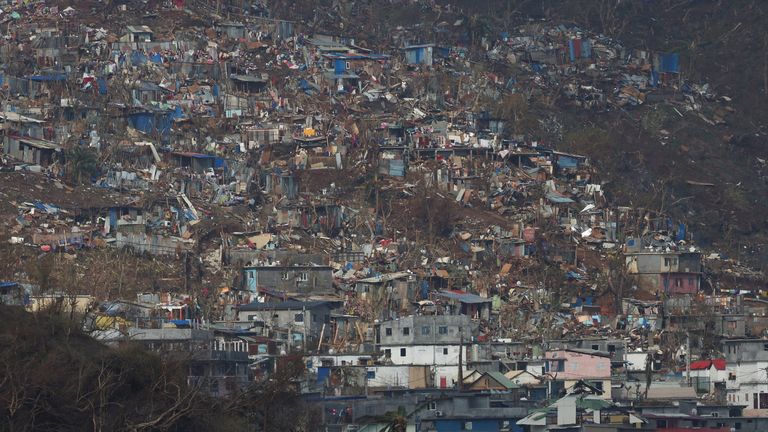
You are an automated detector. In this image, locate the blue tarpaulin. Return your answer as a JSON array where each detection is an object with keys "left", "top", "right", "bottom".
[
  {"left": 389, "top": 159, "right": 405, "bottom": 177},
  {"left": 213, "top": 158, "right": 227, "bottom": 169},
  {"left": 97, "top": 77, "right": 108, "bottom": 95},
  {"left": 171, "top": 105, "right": 185, "bottom": 120},
  {"left": 656, "top": 53, "right": 680, "bottom": 73},
  {"left": 676, "top": 223, "right": 686, "bottom": 242},
  {"left": 29, "top": 73, "right": 66, "bottom": 82},
  {"left": 650, "top": 70, "right": 660, "bottom": 87},
  {"left": 128, "top": 111, "right": 173, "bottom": 136},
  {"left": 33, "top": 201, "right": 60, "bottom": 214},
  {"left": 421, "top": 280, "right": 429, "bottom": 299},
  {"left": 556, "top": 154, "right": 581, "bottom": 169},
  {"left": 150, "top": 53, "right": 163, "bottom": 64},
  {"left": 334, "top": 59, "right": 346, "bottom": 75},
  {"left": 171, "top": 319, "right": 191, "bottom": 328},
  {"left": 566, "top": 271, "right": 583, "bottom": 280},
  {"left": 317, "top": 367, "right": 331, "bottom": 384},
  {"left": 131, "top": 51, "right": 148, "bottom": 65}
]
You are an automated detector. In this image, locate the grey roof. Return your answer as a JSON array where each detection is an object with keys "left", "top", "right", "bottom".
[
  {"left": 136, "top": 81, "right": 168, "bottom": 92},
  {"left": 126, "top": 25, "right": 153, "bottom": 34},
  {"left": 435, "top": 290, "right": 492, "bottom": 304},
  {"left": 237, "top": 300, "right": 333, "bottom": 312},
  {"left": 230, "top": 74, "right": 267, "bottom": 83},
  {"left": 546, "top": 193, "right": 575, "bottom": 204}
]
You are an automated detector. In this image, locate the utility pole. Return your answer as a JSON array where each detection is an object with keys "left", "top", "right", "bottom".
[
  {"left": 302, "top": 304, "right": 307, "bottom": 352},
  {"left": 685, "top": 332, "right": 691, "bottom": 386},
  {"left": 457, "top": 329, "right": 464, "bottom": 391}
]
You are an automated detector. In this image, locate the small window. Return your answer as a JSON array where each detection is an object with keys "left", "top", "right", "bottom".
[
  {"left": 400, "top": 348, "right": 407, "bottom": 357},
  {"left": 429, "top": 401, "right": 437, "bottom": 410},
  {"left": 422, "top": 326, "right": 431, "bottom": 335},
  {"left": 607, "top": 344, "right": 616, "bottom": 353},
  {"left": 729, "top": 373, "right": 737, "bottom": 381},
  {"left": 281, "top": 272, "right": 290, "bottom": 280},
  {"left": 591, "top": 344, "right": 599, "bottom": 351},
  {"left": 367, "top": 370, "right": 375, "bottom": 379},
  {"left": 384, "top": 349, "right": 391, "bottom": 357},
  {"left": 759, "top": 393, "right": 768, "bottom": 409},
  {"left": 443, "top": 348, "right": 449, "bottom": 355},
  {"left": 403, "top": 327, "right": 410, "bottom": 336},
  {"left": 438, "top": 326, "right": 448, "bottom": 334},
  {"left": 297, "top": 272, "right": 309, "bottom": 282},
  {"left": 294, "top": 313, "right": 304, "bottom": 323},
  {"left": 385, "top": 328, "right": 392, "bottom": 336}
]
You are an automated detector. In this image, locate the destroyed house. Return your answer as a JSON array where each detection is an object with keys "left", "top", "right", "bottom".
[
  {"left": 242, "top": 264, "right": 334, "bottom": 294},
  {"left": 0, "top": 111, "right": 47, "bottom": 140},
  {"left": 548, "top": 150, "right": 587, "bottom": 171},
  {"left": 263, "top": 170, "right": 299, "bottom": 200},
  {"left": 126, "top": 108, "right": 178, "bottom": 137},
  {"left": 322, "top": 52, "right": 390, "bottom": 76},
  {"left": 169, "top": 151, "right": 222, "bottom": 173},
  {"left": 434, "top": 290, "right": 492, "bottom": 321},
  {"left": 132, "top": 81, "right": 172, "bottom": 104},
  {"left": 0, "top": 282, "right": 25, "bottom": 306},
  {"left": 5, "top": 136, "right": 61, "bottom": 166},
  {"left": 124, "top": 25, "right": 153, "bottom": 43},
  {"left": 229, "top": 74, "right": 268, "bottom": 94},
  {"left": 304, "top": 35, "right": 353, "bottom": 52},
  {"left": 402, "top": 44, "right": 449, "bottom": 66},
  {"left": 216, "top": 21, "right": 246, "bottom": 39},
  {"left": 274, "top": 201, "right": 345, "bottom": 236}
]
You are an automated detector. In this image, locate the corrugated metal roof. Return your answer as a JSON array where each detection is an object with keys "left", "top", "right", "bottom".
[
  {"left": 436, "top": 290, "right": 491, "bottom": 304},
  {"left": 237, "top": 300, "right": 333, "bottom": 311}
]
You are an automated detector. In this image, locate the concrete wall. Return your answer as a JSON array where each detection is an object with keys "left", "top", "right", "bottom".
[
  {"left": 243, "top": 265, "right": 334, "bottom": 293},
  {"left": 237, "top": 304, "right": 331, "bottom": 340},
  {"left": 378, "top": 315, "right": 474, "bottom": 346},
  {"left": 382, "top": 344, "right": 463, "bottom": 366},
  {"left": 546, "top": 350, "right": 611, "bottom": 380}
]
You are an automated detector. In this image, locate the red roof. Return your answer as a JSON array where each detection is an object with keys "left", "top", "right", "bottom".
[{"left": 690, "top": 359, "right": 726, "bottom": 371}]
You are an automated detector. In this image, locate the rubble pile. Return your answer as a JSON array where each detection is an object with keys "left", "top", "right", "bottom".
[{"left": 0, "top": 1, "right": 766, "bottom": 428}]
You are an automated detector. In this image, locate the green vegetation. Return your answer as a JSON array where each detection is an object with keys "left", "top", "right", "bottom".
[{"left": 0, "top": 306, "right": 314, "bottom": 432}]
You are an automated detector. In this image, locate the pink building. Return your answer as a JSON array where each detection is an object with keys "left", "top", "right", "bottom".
[{"left": 545, "top": 349, "right": 612, "bottom": 398}]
